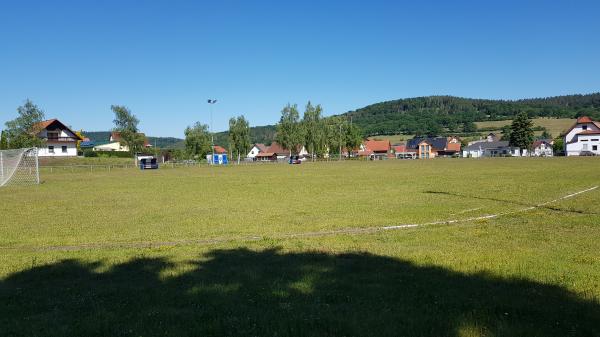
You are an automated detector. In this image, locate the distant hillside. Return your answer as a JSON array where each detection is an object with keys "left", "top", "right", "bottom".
[{"left": 339, "top": 93, "right": 600, "bottom": 136}]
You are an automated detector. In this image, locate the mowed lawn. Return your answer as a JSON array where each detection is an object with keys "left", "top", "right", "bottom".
[{"left": 1, "top": 158, "right": 599, "bottom": 336}]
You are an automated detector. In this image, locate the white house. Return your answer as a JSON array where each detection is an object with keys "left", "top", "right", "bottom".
[
  {"left": 462, "top": 141, "right": 525, "bottom": 158},
  {"left": 531, "top": 140, "right": 554, "bottom": 157},
  {"left": 33, "top": 119, "right": 83, "bottom": 157},
  {"left": 564, "top": 116, "right": 600, "bottom": 156},
  {"left": 247, "top": 143, "right": 268, "bottom": 159}
]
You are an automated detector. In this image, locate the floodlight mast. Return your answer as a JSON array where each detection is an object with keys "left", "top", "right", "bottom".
[{"left": 208, "top": 99, "right": 217, "bottom": 164}]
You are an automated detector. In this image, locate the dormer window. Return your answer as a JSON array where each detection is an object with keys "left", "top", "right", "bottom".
[{"left": 582, "top": 125, "right": 588, "bottom": 130}]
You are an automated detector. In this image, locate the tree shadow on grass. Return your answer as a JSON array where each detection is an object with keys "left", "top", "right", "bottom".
[{"left": 1, "top": 248, "right": 598, "bottom": 337}]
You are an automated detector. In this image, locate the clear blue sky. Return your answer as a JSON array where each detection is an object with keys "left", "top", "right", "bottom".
[{"left": 1, "top": 0, "right": 599, "bottom": 137}]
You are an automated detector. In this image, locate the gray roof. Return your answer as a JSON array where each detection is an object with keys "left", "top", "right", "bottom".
[{"left": 464, "top": 141, "right": 511, "bottom": 151}]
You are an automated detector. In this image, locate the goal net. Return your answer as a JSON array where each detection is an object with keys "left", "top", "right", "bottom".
[{"left": 0, "top": 148, "right": 39, "bottom": 187}]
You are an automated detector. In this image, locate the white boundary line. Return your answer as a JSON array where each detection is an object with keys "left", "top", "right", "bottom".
[{"left": 3, "top": 186, "right": 598, "bottom": 252}]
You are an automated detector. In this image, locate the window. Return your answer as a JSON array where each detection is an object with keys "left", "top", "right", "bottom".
[
  {"left": 592, "top": 139, "right": 599, "bottom": 142},
  {"left": 61, "top": 146, "right": 67, "bottom": 153},
  {"left": 48, "top": 146, "right": 54, "bottom": 153},
  {"left": 583, "top": 144, "right": 588, "bottom": 150},
  {"left": 593, "top": 145, "right": 598, "bottom": 151},
  {"left": 582, "top": 125, "right": 588, "bottom": 130},
  {"left": 47, "top": 131, "right": 59, "bottom": 140}
]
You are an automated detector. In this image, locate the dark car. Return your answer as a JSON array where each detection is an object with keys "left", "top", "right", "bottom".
[{"left": 289, "top": 155, "right": 302, "bottom": 164}]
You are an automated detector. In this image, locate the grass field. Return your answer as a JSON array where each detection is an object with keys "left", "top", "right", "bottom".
[
  {"left": 475, "top": 118, "right": 575, "bottom": 137},
  {"left": 1, "top": 159, "right": 599, "bottom": 336}
]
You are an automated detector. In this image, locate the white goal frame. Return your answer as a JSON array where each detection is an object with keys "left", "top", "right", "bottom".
[{"left": 0, "top": 147, "right": 40, "bottom": 187}]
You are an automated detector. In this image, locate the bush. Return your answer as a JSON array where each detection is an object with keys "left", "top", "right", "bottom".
[
  {"left": 85, "top": 150, "right": 133, "bottom": 158},
  {"left": 83, "top": 150, "right": 98, "bottom": 157}
]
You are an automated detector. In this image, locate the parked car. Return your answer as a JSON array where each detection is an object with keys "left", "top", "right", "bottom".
[
  {"left": 580, "top": 151, "right": 597, "bottom": 156},
  {"left": 289, "top": 155, "right": 302, "bottom": 164}
]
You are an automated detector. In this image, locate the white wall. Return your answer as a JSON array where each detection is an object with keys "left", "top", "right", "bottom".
[
  {"left": 247, "top": 146, "right": 261, "bottom": 158},
  {"left": 38, "top": 142, "right": 78, "bottom": 157},
  {"left": 566, "top": 134, "right": 600, "bottom": 156}
]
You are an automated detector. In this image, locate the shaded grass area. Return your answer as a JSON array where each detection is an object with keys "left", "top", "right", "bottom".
[{"left": 1, "top": 247, "right": 599, "bottom": 337}]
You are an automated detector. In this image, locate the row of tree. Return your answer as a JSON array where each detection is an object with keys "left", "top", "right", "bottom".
[
  {"left": 275, "top": 102, "right": 362, "bottom": 158},
  {"left": 182, "top": 102, "right": 364, "bottom": 161}
]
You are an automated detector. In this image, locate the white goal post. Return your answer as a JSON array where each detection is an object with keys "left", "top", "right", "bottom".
[{"left": 0, "top": 148, "right": 40, "bottom": 187}]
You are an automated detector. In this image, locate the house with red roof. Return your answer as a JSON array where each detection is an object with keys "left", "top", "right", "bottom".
[
  {"left": 255, "top": 142, "right": 308, "bottom": 161},
  {"left": 531, "top": 139, "right": 554, "bottom": 157},
  {"left": 358, "top": 140, "right": 392, "bottom": 159},
  {"left": 564, "top": 116, "right": 600, "bottom": 156},
  {"left": 32, "top": 119, "right": 84, "bottom": 157},
  {"left": 247, "top": 143, "right": 268, "bottom": 159}
]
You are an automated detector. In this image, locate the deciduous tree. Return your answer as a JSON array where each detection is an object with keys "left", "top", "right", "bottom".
[
  {"left": 111, "top": 105, "right": 145, "bottom": 154},
  {"left": 302, "top": 102, "right": 325, "bottom": 160},
  {"left": 185, "top": 122, "right": 211, "bottom": 159},
  {"left": 276, "top": 104, "right": 304, "bottom": 156},
  {"left": 4, "top": 99, "right": 45, "bottom": 149},
  {"left": 228, "top": 115, "right": 251, "bottom": 164}
]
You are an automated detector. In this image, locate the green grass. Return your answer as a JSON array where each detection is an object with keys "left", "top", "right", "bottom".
[
  {"left": 1, "top": 159, "right": 599, "bottom": 336},
  {"left": 475, "top": 118, "right": 575, "bottom": 137},
  {"left": 39, "top": 156, "right": 134, "bottom": 166}
]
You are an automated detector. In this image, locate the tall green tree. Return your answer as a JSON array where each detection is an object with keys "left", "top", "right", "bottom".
[
  {"left": 0, "top": 130, "right": 8, "bottom": 150},
  {"left": 4, "top": 99, "right": 45, "bottom": 149},
  {"left": 184, "top": 122, "right": 211, "bottom": 159},
  {"left": 111, "top": 105, "right": 145, "bottom": 154},
  {"left": 228, "top": 115, "right": 251, "bottom": 164},
  {"left": 324, "top": 116, "right": 345, "bottom": 159},
  {"left": 344, "top": 123, "right": 363, "bottom": 157},
  {"left": 509, "top": 112, "right": 534, "bottom": 155},
  {"left": 302, "top": 102, "right": 325, "bottom": 160},
  {"left": 275, "top": 103, "right": 304, "bottom": 156}
]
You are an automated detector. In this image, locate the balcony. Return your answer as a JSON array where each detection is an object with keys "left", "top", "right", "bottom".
[{"left": 44, "top": 137, "right": 77, "bottom": 142}]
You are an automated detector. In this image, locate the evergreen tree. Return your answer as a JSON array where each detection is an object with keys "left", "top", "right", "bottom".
[
  {"left": 509, "top": 112, "right": 534, "bottom": 155},
  {"left": 275, "top": 104, "right": 304, "bottom": 156},
  {"left": 228, "top": 115, "right": 251, "bottom": 164},
  {"left": 4, "top": 99, "right": 45, "bottom": 149},
  {"left": 184, "top": 122, "right": 211, "bottom": 159}
]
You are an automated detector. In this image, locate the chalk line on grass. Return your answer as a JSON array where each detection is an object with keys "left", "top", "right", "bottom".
[{"left": 2, "top": 186, "right": 597, "bottom": 252}]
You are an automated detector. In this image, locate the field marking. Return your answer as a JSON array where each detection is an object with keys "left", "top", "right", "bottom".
[{"left": 2, "top": 186, "right": 597, "bottom": 253}]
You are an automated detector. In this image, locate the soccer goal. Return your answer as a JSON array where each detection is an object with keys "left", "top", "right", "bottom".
[{"left": 0, "top": 148, "right": 40, "bottom": 187}]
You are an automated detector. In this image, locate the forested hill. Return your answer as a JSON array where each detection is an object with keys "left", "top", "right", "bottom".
[{"left": 339, "top": 93, "right": 600, "bottom": 136}]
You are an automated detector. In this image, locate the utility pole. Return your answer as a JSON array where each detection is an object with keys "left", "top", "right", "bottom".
[{"left": 207, "top": 99, "right": 217, "bottom": 164}]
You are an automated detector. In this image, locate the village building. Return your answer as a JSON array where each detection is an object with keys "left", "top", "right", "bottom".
[
  {"left": 93, "top": 132, "right": 151, "bottom": 152},
  {"left": 247, "top": 143, "right": 268, "bottom": 159},
  {"left": 564, "top": 116, "right": 600, "bottom": 156},
  {"left": 32, "top": 119, "right": 83, "bottom": 157},
  {"left": 358, "top": 140, "right": 392, "bottom": 160},
  {"left": 406, "top": 136, "right": 461, "bottom": 159}
]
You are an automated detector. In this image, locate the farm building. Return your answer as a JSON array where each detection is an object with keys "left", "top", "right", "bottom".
[
  {"left": 564, "top": 116, "right": 600, "bottom": 156},
  {"left": 32, "top": 119, "right": 84, "bottom": 157}
]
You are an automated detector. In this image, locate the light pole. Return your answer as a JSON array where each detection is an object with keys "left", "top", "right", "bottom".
[{"left": 207, "top": 99, "right": 217, "bottom": 164}]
